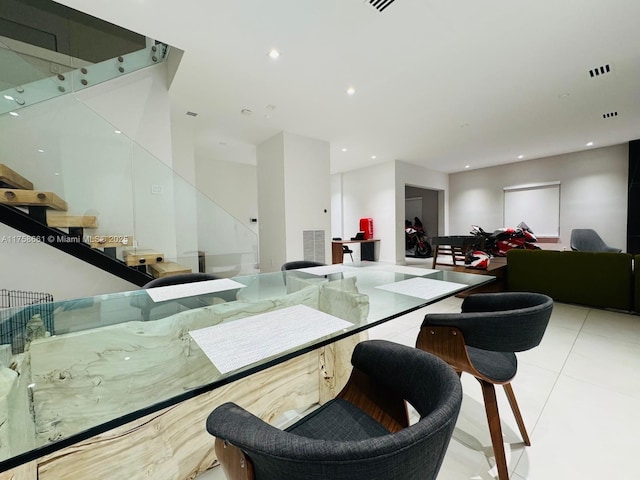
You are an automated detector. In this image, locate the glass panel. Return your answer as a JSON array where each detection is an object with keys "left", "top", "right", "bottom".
[
  {"left": 0, "top": 267, "right": 492, "bottom": 468},
  {"left": 0, "top": 34, "right": 167, "bottom": 115},
  {"left": 0, "top": 91, "right": 258, "bottom": 270}
]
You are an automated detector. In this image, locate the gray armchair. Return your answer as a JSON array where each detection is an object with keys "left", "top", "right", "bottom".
[
  {"left": 570, "top": 228, "right": 621, "bottom": 252},
  {"left": 206, "top": 339, "right": 462, "bottom": 480},
  {"left": 417, "top": 292, "right": 553, "bottom": 480}
]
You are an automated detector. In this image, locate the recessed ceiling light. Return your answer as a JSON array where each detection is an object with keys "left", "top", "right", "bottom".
[
  {"left": 114, "top": 130, "right": 122, "bottom": 134},
  {"left": 517, "top": 155, "right": 524, "bottom": 159},
  {"left": 465, "top": 165, "right": 470, "bottom": 169},
  {"left": 37, "top": 149, "right": 44, "bottom": 153},
  {"left": 265, "top": 104, "right": 276, "bottom": 111},
  {"left": 371, "top": 155, "right": 377, "bottom": 159},
  {"left": 585, "top": 141, "right": 594, "bottom": 147},
  {"left": 241, "top": 109, "right": 253, "bottom": 116},
  {"left": 268, "top": 49, "right": 280, "bottom": 59},
  {"left": 341, "top": 148, "right": 348, "bottom": 152},
  {"left": 9, "top": 111, "right": 18, "bottom": 117},
  {"left": 4, "top": 95, "right": 14, "bottom": 101},
  {"left": 346, "top": 87, "right": 356, "bottom": 96}
]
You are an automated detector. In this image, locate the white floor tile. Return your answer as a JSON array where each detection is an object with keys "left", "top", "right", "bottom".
[
  {"left": 561, "top": 331, "right": 640, "bottom": 398},
  {"left": 514, "top": 374, "right": 640, "bottom": 480}
]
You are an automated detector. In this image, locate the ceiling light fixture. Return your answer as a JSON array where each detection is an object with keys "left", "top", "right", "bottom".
[
  {"left": 371, "top": 155, "right": 377, "bottom": 159},
  {"left": 346, "top": 87, "right": 356, "bottom": 96},
  {"left": 4, "top": 95, "right": 14, "bottom": 101},
  {"left": 37, "top": 149, "right": 44, "bottom": 153},
  {"left": 517, "top": 155, "right": 524, "bottom": 159},
  {"left": 341, "top": 148, "right": 348, "bottom": 152},
  {"left": 585, "top": 141, "right": 594, "bottom": 147},
  {"left": 465, "top": 165, "right": 470, "bottom": 169},
  {"left": 9, "top": 111, "right": 18, "bottom": 117},
  {"left": 241, "top": 109, "right": 253, "bottom": 116},
  {"left": 114, "top": 130, "right": 122, "bottom": 134},
  {"left": 268, "top": 49, "right": 280, "bottom": 59}
]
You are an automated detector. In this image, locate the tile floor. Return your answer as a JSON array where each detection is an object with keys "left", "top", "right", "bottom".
[{"left": 200, "top": 279, "right": 640, "bottom": 479}]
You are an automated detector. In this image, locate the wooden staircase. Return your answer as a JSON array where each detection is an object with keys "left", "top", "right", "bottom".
[{"left": 0, "top": 164, "right": 193, "bottom": 280}]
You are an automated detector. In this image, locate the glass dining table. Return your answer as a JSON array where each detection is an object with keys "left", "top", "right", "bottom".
[{"left": 0, "top": 263, "right": 493, "bottom": 479}]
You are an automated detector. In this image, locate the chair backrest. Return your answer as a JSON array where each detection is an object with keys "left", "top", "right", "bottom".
[
  {"left": 570, "top": 228, "right": 620, "bottom": 252},
  {"left": 142, "top": 272, "right": 219, "bottom": 289},
  {"left": 207, "top": 340, "right": 462, "bottom": 480},
  {"left": 423, "top": 292, "right": 553, "bottom": 352},
  {"left": 280, "top": 260, "right": 325, "bottom": 271}
]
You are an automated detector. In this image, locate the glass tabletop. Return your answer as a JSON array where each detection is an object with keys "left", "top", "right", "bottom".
[{"left": 0, "top": 264, "right": 493, "bottom": 471}]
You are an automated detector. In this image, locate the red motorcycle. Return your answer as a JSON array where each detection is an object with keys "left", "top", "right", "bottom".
[
  {"left": 470, "top": 222, "right": 540, "bottom": 257},
  {"left": 405, "top": 217, "right": 432, "bottom": 258}
]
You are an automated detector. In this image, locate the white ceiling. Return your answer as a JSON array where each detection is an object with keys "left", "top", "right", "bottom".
[{"left": 56, "top": 0, "right": 640, "bottom": 174}]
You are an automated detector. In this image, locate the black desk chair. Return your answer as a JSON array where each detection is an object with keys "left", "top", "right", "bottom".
[
  {"left": 206, "top": 339, "right": 462, "bottom": 480},
  {"left": 333, "top": 237, "right": 354, "bottom": 262},
  {"left": 416, "top": 292, "right": 553, "bottom": 480}
]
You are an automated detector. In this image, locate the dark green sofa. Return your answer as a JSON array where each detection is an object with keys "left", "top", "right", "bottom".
[{"left": 507, "top": 249, "right": 634, "bottom": 311}]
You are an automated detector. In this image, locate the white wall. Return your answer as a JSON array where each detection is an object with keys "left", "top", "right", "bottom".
[
  {"left": 283, "top": 132, "right": 331, "bottom": 263},
  {"left": 256, "top": 132, "right": 330, "bottom": 271},
  {"left": 449, "top": 144, "right": 629, "bottom": 249},
  {"left": 256, "top": 133, "right": 287, "bottom": 271},
  {"left": 0, "top": 224, "right": 136, "bottom": 300},
  {"left": 340, "top": 161, "right": 396, "bottom": 263}
]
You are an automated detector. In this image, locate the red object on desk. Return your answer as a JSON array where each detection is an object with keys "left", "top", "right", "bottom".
[{"left": 359, "top": 218, "right": 373, "bottom": 239}]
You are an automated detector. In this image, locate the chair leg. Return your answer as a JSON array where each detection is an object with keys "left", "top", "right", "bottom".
[
  {"left": 503, "top": 383, "right": 531, "bottom": 446},
  {"left": 349, "top": 252, "right": 354, "bottom": 262},
  {"left": 479, "top": 380, "right": 510, "bottom": 480}
]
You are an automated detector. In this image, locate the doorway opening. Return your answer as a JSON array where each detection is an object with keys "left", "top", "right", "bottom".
[{"left": 404, "top": 185, "right": 440, "bottom": 260}]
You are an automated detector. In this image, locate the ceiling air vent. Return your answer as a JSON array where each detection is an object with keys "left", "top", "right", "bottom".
[
  {"left": 365, "top": 0, "right": 397, "bottom": 13},
  {"left": 602, "top": 111, "right": 618, "bottom": 119},
  {"left": 589, "top": 64, "right": 611, "bottom": 78}
]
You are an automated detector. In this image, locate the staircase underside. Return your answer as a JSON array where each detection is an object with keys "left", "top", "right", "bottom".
[{"left": 0, "top": 203, "right": 153, "bottom": 286}]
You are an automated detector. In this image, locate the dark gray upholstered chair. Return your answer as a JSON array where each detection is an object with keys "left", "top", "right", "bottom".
[
  {"left": 132, "top": 272, "right": 231, "bottom": 320},
  {"left": 206, "top": 339, "right": 462, "bottom": 480},
  {"left": 416, "top": 292, "right": 553, "bottom": 480},
  {"left": 570, "top": 228, "right": 621, "bottom": 253},
  {"left": 280, "top": 260, "right": 325, "bottom": 285},
  {"left": 281, "top": 260, "right": 325, "bottom": 271}
]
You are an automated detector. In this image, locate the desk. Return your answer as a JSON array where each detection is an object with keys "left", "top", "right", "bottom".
[
  {"left": 332, "top": 239, "right": 379, "bottom": 263},
  {"left": 0, "top": 267, "right": 492, "bottom": 479}
]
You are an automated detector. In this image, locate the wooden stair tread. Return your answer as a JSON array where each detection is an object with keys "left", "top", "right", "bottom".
[
  {"left": 123, "top": 249, "right": 164, "bottom": 266},
  {"left": 0, "top": 188, "right": 67, "bottom": 211},
  {"left": 149, "top": 262, "right": 192, "bottom": 278},
  {"left": 0, "top": 164, "right": 33, "bottom": 190},
  {"left": 47, "top": 215, "right": 98, "bottom": 229},
  {"left": 89, "top": 235, "right": 133, "bottom": 249}
]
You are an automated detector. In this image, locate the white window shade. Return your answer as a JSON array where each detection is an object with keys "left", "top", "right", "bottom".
[{"left": 503, "top": 182, "right": 560, "bottom": 237}]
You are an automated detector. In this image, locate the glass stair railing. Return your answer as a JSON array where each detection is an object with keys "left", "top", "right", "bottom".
[
  {"left": 0, "top": 86, "right": 259, "bottom": 284},
  {"left": 0, "top": 35, "right": 167, "bottom": 116}
]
